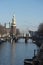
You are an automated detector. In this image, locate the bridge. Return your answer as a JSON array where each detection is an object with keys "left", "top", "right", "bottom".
[
  {"left": 0, "top": 35, "right": 33, "bottom": 43},
  {"left": 10, "top": 34, "right": 42, "bottom": 46},
  {"left": 13, "top": 35, "right": 32, "bottom": 42},
  {"left": 0, "top": 33, "right": 43, "bottom": 47}
]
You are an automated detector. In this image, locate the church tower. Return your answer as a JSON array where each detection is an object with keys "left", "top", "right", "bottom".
[{"left": 11, "top": 14, "right": 16, "bottom": 36}]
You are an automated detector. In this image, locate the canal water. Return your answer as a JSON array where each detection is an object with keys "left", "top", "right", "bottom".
[{"left": 0, "top": 39, "right": 38, "bottom": 65}]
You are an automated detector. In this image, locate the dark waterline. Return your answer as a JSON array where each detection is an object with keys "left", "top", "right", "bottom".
[{"left": 0, "top": 39, "right": 38, "bottom": 65}]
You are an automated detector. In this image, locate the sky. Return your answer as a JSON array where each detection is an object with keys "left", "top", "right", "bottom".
[{"left": 0, "top": 0, "right": 43, "bottom": 31}]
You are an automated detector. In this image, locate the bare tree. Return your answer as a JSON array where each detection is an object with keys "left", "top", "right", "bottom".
[
  {"left": 0, "top": 24, "right": 7, "bottom": 35},
  {"left": 38, "top": 23, "right": 43, "bottom": 35},
  {"left": 38, "top": 23, "right": 43, "bottom": 32},
  {"left": 16, "top": 28, "right": 20, "bottom": 35}
]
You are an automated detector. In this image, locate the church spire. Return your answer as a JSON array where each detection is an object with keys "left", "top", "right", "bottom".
[
  {"left": 12, "top": 14, "right": 16, "bottom": 26},
  {"left": 11, "top": 14, "right": 16, "bottom": 35}
]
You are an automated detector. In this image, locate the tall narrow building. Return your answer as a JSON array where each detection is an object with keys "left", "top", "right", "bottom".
[{"left": 11, "top": 14, "right": 16, "bottom": 36}]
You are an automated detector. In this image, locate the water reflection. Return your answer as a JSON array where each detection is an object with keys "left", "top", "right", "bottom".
[
  {"left": 0, "top": 42, "right": 11, "bottom": 65},
  {"left": 11, "top": 42, "right": 16, "bottom": 65},
  {"left": 0, "top": 39, "right": 38, "bottom": 65}
]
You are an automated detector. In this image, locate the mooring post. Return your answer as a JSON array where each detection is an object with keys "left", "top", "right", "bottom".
[
  {"left": 25, "top": 37, "right": 28, "bottom": 43},
  {"left": 34, "top": 49, "right": 36, "bottom": 57}
]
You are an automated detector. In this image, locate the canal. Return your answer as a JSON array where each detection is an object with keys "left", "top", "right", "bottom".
[{"left": 0, "top": 39, "right": 38, "bottom": 65}]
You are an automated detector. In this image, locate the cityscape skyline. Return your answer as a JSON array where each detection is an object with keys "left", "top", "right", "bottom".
[{"left": 0, "top": 0, "right": 43, "bottom": 31}]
